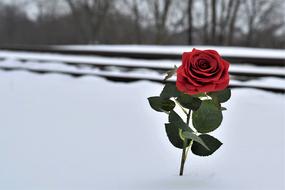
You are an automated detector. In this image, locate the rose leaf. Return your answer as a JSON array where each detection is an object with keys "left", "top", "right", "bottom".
[
  {"left": 208, "top": 88, "right": 231, "bottom": 103},
  {"left": 165, "top": 123, "right": 190, "bottom": 149},
  {"left": 177, "top": 93, "right": 202, "bottom": 111},
  {"left": 148, "top": 96, "right": 175, "bottom": 112},
  {"left": 182, "top": 131, "right": 209, "bottom": 150},
  {"left": 169, "top": 110, "right": 193, "bottom": 132},
  {"left": 191, "top": 134, "right": 222, "bottom": 156},
  {"left": 160, "top": 83, "right": 181, "bottom": 99},
  {"left": 192, "top": 100, "right": 223, "bottom": 133}
]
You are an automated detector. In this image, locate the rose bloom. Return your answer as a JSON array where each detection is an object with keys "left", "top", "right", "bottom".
[{"left": 176, "top": 48, "right": 230, "bottom": 95}]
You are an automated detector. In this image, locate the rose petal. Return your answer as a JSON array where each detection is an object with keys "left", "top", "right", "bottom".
[{"left": 177, "top": 49, "right": 230, "bottom": 94}]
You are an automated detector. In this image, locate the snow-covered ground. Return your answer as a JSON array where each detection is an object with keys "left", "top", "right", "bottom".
[
  {"left": 0, "top": 70, "right": 284, "bottom": 190},
  {"left": 56, "top": 45, "right": 285, "bottom": 59},
  {"left": 1, "top": 57, "right": 285, "bottom": 91},
  {"left": 1, "top": 50, "right": 284, "bottom": 76}
]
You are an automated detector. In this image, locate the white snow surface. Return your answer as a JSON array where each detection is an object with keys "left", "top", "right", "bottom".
[
  {"left": 0, "top": 70, "right": 284, "bottom": 190},
  {"left": 1, "top": 58, "right": 285, "bottom": 90},
  {"left": 0, "top": 51, "right": 285, "bottom": 76},
  {"left": 56, "top": 45, "right": 285, "bottom": 59}
]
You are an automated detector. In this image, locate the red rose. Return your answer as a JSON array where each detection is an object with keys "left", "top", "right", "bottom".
[{"left": 176, "top": 48, "right": 230, "bottom": 95}]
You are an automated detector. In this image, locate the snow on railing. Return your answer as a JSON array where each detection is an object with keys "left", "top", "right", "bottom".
[
  {"left": 0, "top": 45, "right": 284, "bottom": 93},
  {"left": 1, "top": 45, "right": 285, "bottom": 66}
]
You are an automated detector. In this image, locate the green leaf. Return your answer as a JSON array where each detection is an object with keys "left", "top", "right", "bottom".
[
  {"left": 148, "top": 96, "right": 175, "bottom": 112},
  {"left": 211, "top": 96, "right": 222, "bottom": 109},
  {"left": 192, "top": 93, "right": 206, "bottom": 98},
  {"left": 169, "top": 111, "right": 192, "bottom": 132},
  {"left": 177, "top": 93, "right": 202, "bottom": 111},
  {"left": 160, "top": 83, "right": 180, "bottom": 99},
  {"left": 192, "top": 100, "right": 223, "bottom": 133},
  {"left": 163, "top": 65, "right": 177, "bottom": 81},
  {"left": 182, "top": 131, "right": 209, "bottom": 150},
  {"left": 169, "top": 110, "right": 184, "bottom": 123},
  {"left": 208, "top": 88, "right": 231, "bottom": 103},
  {"left": 165, "top": 123, "right": 190, "bottom": 149},
  {"left": 191, "top": 134, "right": 222, "bottom": 156}
]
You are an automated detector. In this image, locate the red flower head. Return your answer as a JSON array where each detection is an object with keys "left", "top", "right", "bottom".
[{"left": 176, "top": 48, "right": 230, "bottom": 95}]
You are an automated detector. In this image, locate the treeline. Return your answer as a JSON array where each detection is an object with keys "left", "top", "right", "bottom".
[{"left": 0, "top": 0, "right": 284, "bottom": 48}]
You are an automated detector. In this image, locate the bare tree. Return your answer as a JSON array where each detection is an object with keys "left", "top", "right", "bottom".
[
  {"left": 225, "top": 0, "right": 241, "bottom": 45},
  {"left": 121, "top": 0, "right": 144, "bottom": 44},
  {"left": 217, "top": 0, "right": 234, "bottom": 44},
  {"left": 187, "top": 0, "right": 193, "bottom": 44},
  {"left": 244, "top": 0, "right": 260, "bottom": 46},
  {"left": 211, "top": 0, "right": 217, "bottom": 44},
  {"left": 0, "top": 0, "right": 284, "bottom": 47},
  {"left": 65, "top": 0, "right": 113, "bottom": 43},
  {"left": 131, "top": 0, "right": 142, "bottom": 43},
  {"left": 34, "top": 0, "right": 62, "bottom": 21},
  {"left": 146, "top": 0, "right": 173, "bottom": 44},
  {"left": 203, "top": 0, "right": 209, "bottom": 43},
  {"left": 204, "top": 0, "right": 242, "bottom": 45},
  {"left": 0, "top": 2, "right": 33, "bottom": 44},
  {"left": 243, "top": 0, "right": 284, "bottom": 46}
]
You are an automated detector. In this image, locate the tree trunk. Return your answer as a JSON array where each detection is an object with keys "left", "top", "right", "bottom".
[
  {"left": 211, "top": 0, "right": 216, "bottom": 44},
  {"left": 153, "top": 0, "right": 172, "bottom": 44},
  {"left": 187, "top": 0, "right": 193, "bottom": 44},
  {"left": 226, "top": 0, "right": 241, "bottom": 45},
  {"left": 133, "top": 0, "right": 142, "bottom": 44},
  {"left": 203, "top": 0, "right": 209, "bottom": 44}
]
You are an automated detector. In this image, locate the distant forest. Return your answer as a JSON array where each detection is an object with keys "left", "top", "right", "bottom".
[{"left": 0, "top": 0, "right": 284, "bottom": 48}]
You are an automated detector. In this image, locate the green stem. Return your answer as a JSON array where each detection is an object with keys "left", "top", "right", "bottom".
[
  {"left": 185, "top": 140, "right": 193, "bottom": 160},
  {"left": 179, "top": 141, "right": 187, "bottom": 176},
  {"left": 174, "top": 99, "right": 188, "bottom": 115},
  {"left": 186, "top": 109, "right": 191, "bottom": 126},
  {"left": 179, "top": 109, "right": 192, "bottom": 176}
]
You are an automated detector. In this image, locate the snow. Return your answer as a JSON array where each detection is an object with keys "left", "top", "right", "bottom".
[
  {"left": 0, "top": 70, "right": 284, "bottom": 190},
  {"left": 1, "top": 58, "right": 285, "bottom": 90},
  {"left": 0, "top": 50, "right": 177, "bottom": 70},
  {"left": 229, "top": 64, "right": 285, "bottom": 76},
  {"left": 55, "top": 45, "right": 285, "bottom": 59},
  {"left": 230, "top": 77, "right": 285, "bottom": 89},
  {"left": 0, "top": 50, "right": 284, "bottom": 77}
]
